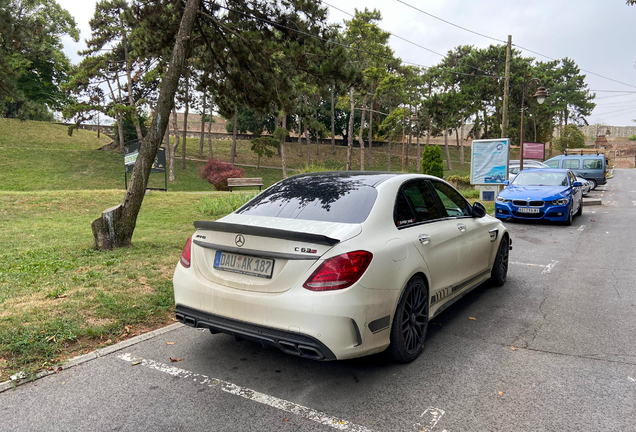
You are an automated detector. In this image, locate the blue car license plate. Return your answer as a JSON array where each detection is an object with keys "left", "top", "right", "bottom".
[{"left": 214, "top": 251, "right": 274, "bottom": 279}]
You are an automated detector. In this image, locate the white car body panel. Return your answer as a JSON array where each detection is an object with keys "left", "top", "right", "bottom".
[{"left": 173, "top": 173, "right": 509, "bottom": 360}]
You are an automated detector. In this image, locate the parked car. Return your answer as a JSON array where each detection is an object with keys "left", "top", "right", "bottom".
[
  {"left": 174, "top": 172, "right": 510, "bottom": 363},
  {"left": 495, "top": 168, "right": 583, "bottom": 225},
  {"left": 508, "top": 159, "right": 549, "bottom": 176},
  {"left": 544, "top": 154, "right": 607, "bottom": 189},
  {"left": 576, "top": 175, "right": 592, "bottom": 196}
]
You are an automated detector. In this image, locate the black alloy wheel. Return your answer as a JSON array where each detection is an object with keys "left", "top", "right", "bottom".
[
  {"left": 575, "top": 199, "right": 583, "bottom": 216},
  {"left": 491, "top": 235, "right": 509, "bottom": 286},
  {"left": 389, "top": 277, "right": 429, "bottom": 363},
  {"left": 564, "top": 204, "right": 573, "bottom": 226},
  {"left": 589, "top": 179, "right": 597, "bottom": 190}
]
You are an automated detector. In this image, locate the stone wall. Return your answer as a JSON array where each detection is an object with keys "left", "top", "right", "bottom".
[{"left": 614, "top": 155, "right": 636, "bottom": 169}]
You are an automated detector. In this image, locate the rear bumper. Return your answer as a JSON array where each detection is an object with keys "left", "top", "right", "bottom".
[
  {"left": 176, "top": 305, "right": 337, "bottom": 360},
  {"left": 173, "top": 262, "right": 398, "bottom": 360}
]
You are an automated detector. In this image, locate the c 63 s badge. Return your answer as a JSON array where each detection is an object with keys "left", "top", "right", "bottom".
[{"left": 295, "top": 247, "right": 318, "bottom": 254}]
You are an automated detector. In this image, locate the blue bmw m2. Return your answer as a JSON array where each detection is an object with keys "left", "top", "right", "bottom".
[{"left": 495, "top": 168, "right": 583, "bottom": 225}]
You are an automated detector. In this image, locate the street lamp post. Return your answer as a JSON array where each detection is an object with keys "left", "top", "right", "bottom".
[{"left": 519, "top": 78, "right": 548, "bottom": 170}]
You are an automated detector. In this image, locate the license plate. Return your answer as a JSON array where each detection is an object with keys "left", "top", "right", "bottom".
[
  {"left": 517, "top": 207, "right": 540, "bottom": 213},
  {"left": 214, "top": 251, "right": 274, "bottom": 279}
]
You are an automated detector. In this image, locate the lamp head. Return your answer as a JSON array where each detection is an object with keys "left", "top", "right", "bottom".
[{"left": 533, "top": 87, "right": 548, "bottom": 105}]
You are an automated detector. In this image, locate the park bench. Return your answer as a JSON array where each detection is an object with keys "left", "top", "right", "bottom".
[{"left": 227, "top": 177, "right": 263, "bottom": 192}]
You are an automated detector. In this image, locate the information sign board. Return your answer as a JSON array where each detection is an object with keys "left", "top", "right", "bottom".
[
  {"left": 523, "top": 142, "right": 545, "bottom": 160},
  {"left": 470, "top": 139, "right": 510, "bottom": 185}
]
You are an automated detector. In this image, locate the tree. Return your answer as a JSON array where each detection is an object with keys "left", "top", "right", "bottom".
[
  {"left": 0, "top": 0, "right": 79, "bottom": 119},
  {"left": 250, "top": 136, "right": 278, "bottom": 169},
  {"left": 553, "top": 124, "right": 585, "bottom": 152},
  {"left": 421, "top": 145, "right": 444, "bottom": 178}
]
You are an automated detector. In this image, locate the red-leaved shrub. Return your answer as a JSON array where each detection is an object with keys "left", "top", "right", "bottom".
[{"left": 200, "top": 158, "right": 245, "bottom": 191}]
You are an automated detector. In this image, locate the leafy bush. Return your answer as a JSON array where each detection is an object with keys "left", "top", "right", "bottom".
[
  {"left": 629, "top": 135, "right": 636, "bottom": 141},
  {"left": 445, "top": 174, "right": 471, "bottom": 188},
  {"left": 421, "top": 145, "right": 444, "bottom": 177},
  {"left": 295, "top": 163, "right": 333, "bottom": 174},
  {"left": 198, "top": 194, "right": 256, "bottom": 217},
  {"left": 200, "top": 158, "right": 245, "bottom": 191}
]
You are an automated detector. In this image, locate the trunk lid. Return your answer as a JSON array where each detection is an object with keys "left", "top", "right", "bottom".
[{"left": 190, "top": 214, "right": 362, "bottom": 293}]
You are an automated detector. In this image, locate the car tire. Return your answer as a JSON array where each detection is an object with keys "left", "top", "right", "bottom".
[
  {"left": 490, "top": 235, "right": 509, "bottom": 287},
  {"left": 575, "top": 200, "right": 583, "bottom": 216},
  {"left": 589, "top": 179, "right": 597, "bottom": 190},
  {"left": 388, "top": 276, "right": 429, "bottom": 363},
  {"left": 564, "top": 204, "right": 573, "bottom": 226}
]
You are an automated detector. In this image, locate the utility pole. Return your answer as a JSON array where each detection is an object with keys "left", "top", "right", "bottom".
[{"left": 501, "top": 35, "right": 512, "bottom": 139}]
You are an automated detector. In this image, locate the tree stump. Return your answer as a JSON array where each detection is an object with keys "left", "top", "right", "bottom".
[{"left": 91, "top": 205, "right": 131, "bottom": 250}]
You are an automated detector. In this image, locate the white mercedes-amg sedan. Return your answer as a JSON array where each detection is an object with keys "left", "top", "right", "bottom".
[{"left": 174, "top": 172, "right": 510, "bottom": 363}]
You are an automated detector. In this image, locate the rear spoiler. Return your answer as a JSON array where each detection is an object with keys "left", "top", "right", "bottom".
[{"left": 193, "top": 221, "right": 341, "bottom": 246}]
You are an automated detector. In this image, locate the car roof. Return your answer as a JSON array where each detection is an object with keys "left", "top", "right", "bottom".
[{"left": 285, "top": 171, "right": 443, "bottom": 188}]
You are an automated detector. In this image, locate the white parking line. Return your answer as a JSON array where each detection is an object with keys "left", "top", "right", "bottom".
[
  {"left": 541, "top": 260, "right": 559, "bottom": 274},
  {"left": 510, "top": 260, "right": 559, "bottom": 274},
  {"left": 578, "top": 225, "right": 587, "bottom": 231},
  {"left": 413, "top": 407, "right": 448, "bottom": 431},
  {"left": 119, "top": 353, "right": 374, "bottom": 432}
]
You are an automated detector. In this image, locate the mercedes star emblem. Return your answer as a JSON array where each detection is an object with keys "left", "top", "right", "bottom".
[{"left": 235, "top": 234, "right": 245, "bottom": 247}]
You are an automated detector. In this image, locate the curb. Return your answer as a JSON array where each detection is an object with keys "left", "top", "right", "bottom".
[{"left": 0, "top": 323, "right": 184, "bottom": 394}]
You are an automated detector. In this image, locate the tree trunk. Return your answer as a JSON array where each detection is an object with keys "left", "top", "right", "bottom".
[
  {"left": 207, "top": 95, "right": 213, "bottom": 158},
  {"left": 91, "top": 0, "right": 200, "bottom": 250},
  {"left": 459, "top": 117, "right": 465, "bottom": 164},
  {"left": 199, "top": 91, "right": 206, "bottom": 158},
  {"left": 416, "top": 133, "right": 420, "bottom": 173},
  {"left": 331, "top": 86, "right": 336, "bottom": 155},
  {"left": 181, "top": 67, "right": 190, "bottom": 170},
  {"left": 367, "top": 103, "right": 373, "bottom": 166},
  {"left": 106, "top": 78, "right": 125, "bottom": 152},
  {"left": 427, "top": 117, "right": 432, "bottom": 146},
  {"left": 359, "top": 94, "right": 367, "bottom": 171},
  {"left": 444, "top": 129, "right": 452, "bottom": 171},
  {"left": 346, "top": 86, "right": 354, "bottom": 171},
  {"left": 168, "top": 107, "right": 181, "bottom": 182},
  {"left": 305, "top": 123, "right": 310, "bottom": 166},
  {"left": 297, "top": 117, "right": 303, "bottom": 156},
  {"left": 123, "top": 33, "right": 143, "bottom": 142},
  {"left": 483, "top": 110, "right": 488, "bottom": 138},
  {"left": 280, "top": 115, "right": 288, "bottom": 178},
  {"left": 231, "top": 112, "right": 237, "bottom": 165},
  {"left": 387, "top": 134, "right": 392, "bottom": 171}
]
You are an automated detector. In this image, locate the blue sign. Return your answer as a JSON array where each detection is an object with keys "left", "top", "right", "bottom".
[{"left": 470, "top": 139, "right": 510, "bottom": 185}]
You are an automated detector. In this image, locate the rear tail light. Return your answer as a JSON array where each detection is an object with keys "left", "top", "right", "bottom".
[
  {"left": 303, "top": 251, "right": 373, "bottom": 291},
  {"left": 180, "top": 236, "right": 192, "bottom": 268}
]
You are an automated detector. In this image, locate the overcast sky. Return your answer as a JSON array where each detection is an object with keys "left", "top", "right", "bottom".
[{"left": 57, "top": 0, "right": 636, "bottom": 126}]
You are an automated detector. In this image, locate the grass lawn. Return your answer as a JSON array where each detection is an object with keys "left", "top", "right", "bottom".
[{"left": 0, "top": 119, "right": 494, "bottom": 382}]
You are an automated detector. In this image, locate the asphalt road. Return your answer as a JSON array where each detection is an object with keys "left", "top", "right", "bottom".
[{"left": 2, "top": 170, "right": 635, "bottom": 432}]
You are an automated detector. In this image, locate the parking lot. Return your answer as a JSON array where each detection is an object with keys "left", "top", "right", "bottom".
[{"left": 1, "top": 170, "right": 635, "bottom": 432}]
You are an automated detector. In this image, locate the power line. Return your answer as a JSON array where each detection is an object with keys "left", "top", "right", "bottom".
[
  {"left": 395, "top": 0, "right": 636, "bottom": 91},
  {"left": 216, "top": 4, "right": 502, "bottom": 80},
  {"left": 322, "top": 1, "right": 500, "bottom": 78},
  {"left": 395, "top": 0, "right": 504, "bottom": 44},
  {"left": 322, "top": 0, "right": 445, "bottom": 57}
]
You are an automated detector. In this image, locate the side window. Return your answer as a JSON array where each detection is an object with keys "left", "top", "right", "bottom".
[
  {"left": 562, "top": 159, "right": 580, "bottom": 169},
  {"left": 545, "top": 160, "right": 560, "bottom": 168},
  {"left": 394, "top": 181, "right": 442, "bottom": 227},
  {"left": 429, "top": 181, "right": 472, "bottom": 218},
  {"left": 583, "top": 159, "right": 602, "bottom": 169},
  {"left": 568, "top": 172, "right": 577, "bottom": 185}
]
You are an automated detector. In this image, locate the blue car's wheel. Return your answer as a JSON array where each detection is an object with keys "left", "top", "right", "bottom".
[{"left": 564, "top": 204, "right": 573, "bottom": 226}]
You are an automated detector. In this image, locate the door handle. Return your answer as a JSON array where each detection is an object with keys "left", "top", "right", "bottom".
[
  {"left": 418, "top": 234, "right": 431, "bottom": 244},
  {"left": 457, "top": 224, "right": 467, "bottom": 232}
]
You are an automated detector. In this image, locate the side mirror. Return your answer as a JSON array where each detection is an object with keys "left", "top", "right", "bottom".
[
  {"left": 503, "top": 180, "right": 510, "bottom": 186},
  {"left": 472, "top": 201, "right": 487, "bottom": 218},
  {"left": 573, "top": 181, "right": 582, "bottom": 187}
]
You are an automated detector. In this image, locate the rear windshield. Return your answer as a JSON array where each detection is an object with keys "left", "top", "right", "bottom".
[{"left": 236, "top": 175, "right": 378, "bottom": 223}]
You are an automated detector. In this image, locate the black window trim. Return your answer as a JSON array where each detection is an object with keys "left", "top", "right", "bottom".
[
  {"left": 426, "top": 179, "right": 474, "bottom": 220},
  {"left": 393, "top": 179, "right": 447, "bottom": 230}
]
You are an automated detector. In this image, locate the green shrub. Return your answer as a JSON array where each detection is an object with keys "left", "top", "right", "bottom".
[
  {"left": 295, "top": 163, "right": 333, "bottom": 174},
  {"left": 198, "top": 194, "right": 256, "bottom": 217},
  {"left": 445, "top": 174, "right": 471, "bottom": 188},
  {"left": 629, "top": 135, "right": 636, "bottom": 141},
  {"left": 421, "top": 145, "right": 444, "bottom": 178}
]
